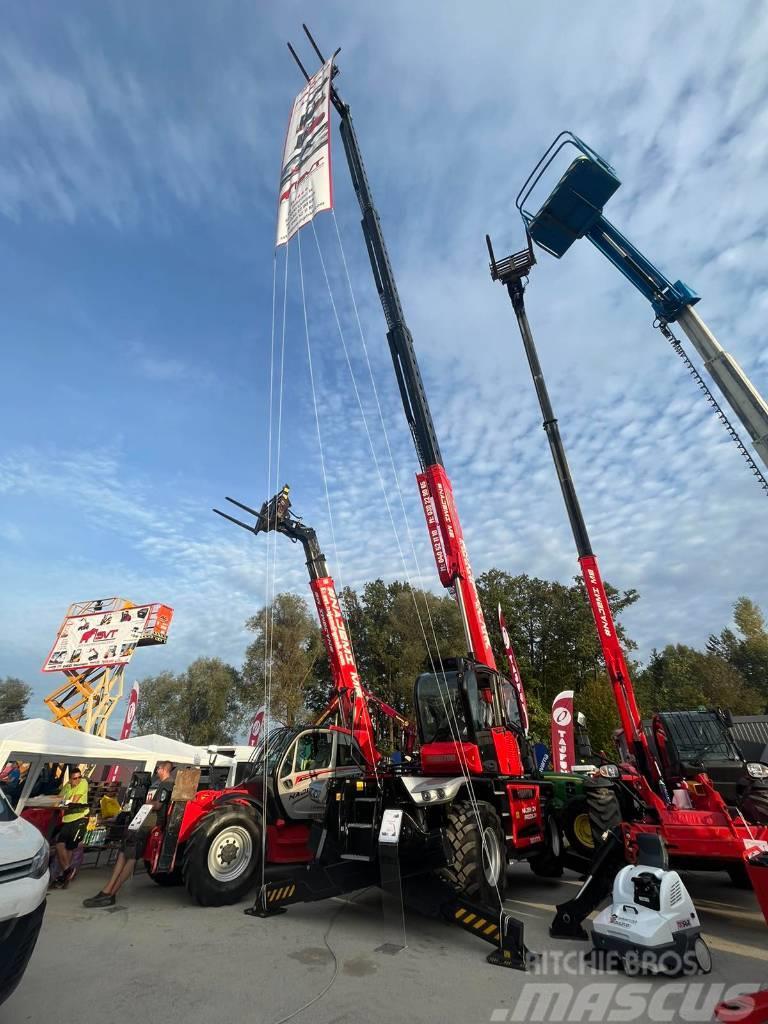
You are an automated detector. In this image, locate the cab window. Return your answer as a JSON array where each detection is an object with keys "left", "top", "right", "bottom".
[
  {"left": 279, "top": 746, "right": 295, "bottom": 780},
  {"left": 336, "top": 733, "right": 361, "bottom": 767},
  {"left": 294, "top": 733, "right": 334, "bottom": 772},
  {"left": 501, "top": 682, "right": 523, "bottom": 731}
]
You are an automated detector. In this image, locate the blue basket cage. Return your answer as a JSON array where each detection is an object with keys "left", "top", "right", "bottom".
[{"left": 515, "top": 132, "right": 621, "bottom": 258}]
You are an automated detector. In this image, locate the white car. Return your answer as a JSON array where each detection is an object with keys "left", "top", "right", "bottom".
[{"left": 0, "top": 788, "right": 49, "bottom": 1006}]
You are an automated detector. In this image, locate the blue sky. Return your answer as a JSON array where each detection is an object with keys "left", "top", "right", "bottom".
[{"left": 1, "top": 3, "right": 767, "bottom": 719}]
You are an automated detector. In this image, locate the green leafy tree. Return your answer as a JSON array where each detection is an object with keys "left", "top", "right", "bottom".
[
  {"left": 636, "top": 644, "right": 763, "bottom": 716},
  {"left": 475, "top": 569, "right": 639, "bottom": 746},
  {"left": 578, "top": 676, "right": 621, "bottom": 756},
  {"left": 0, "top": 677, "right": 33, "bottom": 723},
  {"left": 708, "top": 597, "right": 768, "bottom": 708},
  {"left": 242, "top": 593, "right": 324, "bottom": 726},
  {"left": 135, "top": 657, "right": 244, "bottom": 744},
  {"left": 338, "top": 580, "right": 464, "bottom": 718}
]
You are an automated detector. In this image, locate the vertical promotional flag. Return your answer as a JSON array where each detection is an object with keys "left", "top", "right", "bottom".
[
  {"left": 248, "top": 705, "right": 268, "bottom": 748},
  {"left": 551, "top": 690, "right": 576, "bottom": 774},
  {"left": 498, "top": 604, "right": 529, "bottom": 734},
  {"left": 276, "top": 59, "right": 333, "bottom": 245},
  {"left": 106, "top": 682, "right": 140, "bottom": 784}
]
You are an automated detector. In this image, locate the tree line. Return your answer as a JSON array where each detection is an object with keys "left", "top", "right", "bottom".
[{"left": 129, "top": 575, "right": 768, "bottom": 754}]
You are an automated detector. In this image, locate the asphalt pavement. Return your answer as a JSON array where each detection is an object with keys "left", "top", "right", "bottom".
[{"left": 5, "top": 864, "right": 766, "bottom": 1024}]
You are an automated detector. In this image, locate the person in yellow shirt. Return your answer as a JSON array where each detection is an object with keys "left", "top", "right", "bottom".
[{"left": 52, "top": 766, "right": 89, "bottom": 887}]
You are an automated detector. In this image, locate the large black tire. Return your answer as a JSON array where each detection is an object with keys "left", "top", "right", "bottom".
[
  {"left": 439, "top": 800, "right": 505, "bottom": 902},
  {"left": 727, "top": 863, "right": 753, "bottom": 890},
  {"left": 585, "top": 784, "right": 623, "bottom": 847},
  {"left": 144, "top": 863, "right": 183, "bottom": 887},
  {"left": 741, "top": 786, "right": 768, "bottom": 825},
  {"left": 560, "top": 796, "right": 595, "bottom": 859},
  {"left": 529, "top": 813, "right": 563, "bottom": 878},
  {"left": 182, "top": 806, "right": 262, "bottom": 906}
]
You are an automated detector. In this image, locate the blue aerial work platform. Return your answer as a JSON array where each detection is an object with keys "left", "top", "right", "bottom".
[{"left": 514, "top": 132, "right": 768, "bottom": 474}]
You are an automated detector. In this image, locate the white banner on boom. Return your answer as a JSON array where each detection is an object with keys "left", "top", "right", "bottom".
[{"left": 276, "top": 60, "right": 333, "bottom": 246}]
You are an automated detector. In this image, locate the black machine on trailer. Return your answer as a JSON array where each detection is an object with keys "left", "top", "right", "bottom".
[{"left": 246, "top": 28, "right": 576, "bottom": 968}]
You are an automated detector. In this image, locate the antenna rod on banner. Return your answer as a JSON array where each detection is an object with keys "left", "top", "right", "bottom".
[
  {"left": 302, "top": 24, "right": 326, "bottom": 63},
  {"left": 302, "top": 25, "right": 342, "bottom": 80},
  {"left": 286, "top": 42, "right": 311, "bottom": 82},
  {"left": 289, "top": 28, "right": 344, "bottom": 114}
]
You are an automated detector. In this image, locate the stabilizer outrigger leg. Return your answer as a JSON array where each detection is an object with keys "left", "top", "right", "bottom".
[
  {"left": 246, "top": 850, "right": 536, "bottom": 971},
  {"left": 549, "top": 827, "right": 625, "bottom": 940}
]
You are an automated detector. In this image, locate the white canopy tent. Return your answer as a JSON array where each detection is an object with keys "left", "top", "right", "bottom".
[
  {"left": 118, "top": 734, "right": 243, "bottom": 785},
  {"left": 119, "top": 733, "right": 227, "bottom": 767},
  {"left": 0, "top": 718, "right": 156, "bottom": 811}
]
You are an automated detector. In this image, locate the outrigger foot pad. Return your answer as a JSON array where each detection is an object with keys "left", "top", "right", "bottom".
[
  {"left": 448, "top": 896, "right": 538, "bottom": 972},
  {"left": 245, "top": 882, "right": 296, "bottom": 917},
  {"left": 550, "top": 906, "right": 590, "bottom": 941}
]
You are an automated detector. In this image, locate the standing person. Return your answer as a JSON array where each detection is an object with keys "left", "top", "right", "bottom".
[
  {"left": 51, "top": 766, "right": 90, "bottom": 886},
  {"left": 83, "top": 761, "right": 175, "bottom": 908}
]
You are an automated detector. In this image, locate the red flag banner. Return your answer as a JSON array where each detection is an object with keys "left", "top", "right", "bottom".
[
  {"left": 248, "top": 705, "right": 268, "bottom": 747},
  {"left": 106, "top": 682, "right": 139, "bottom": 783},
  {"left": 551, "top": 690, "right": 575, "bottom": 774},
  {"left": 498, "top": 604, "right": 529, "bottom": 734}
]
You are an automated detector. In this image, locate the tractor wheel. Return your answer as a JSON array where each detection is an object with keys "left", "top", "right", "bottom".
[
  {"left": 560, "top": 796, "right": 595, "bottom": 859},
  {"left": 529, "top": 813, "right": 563, "bottom": 878},
  {"left": 727, "top": 863, "right": 753, "bottom": 890},
  {"left": 741, "top": 787, "right": 768, "bottom": 825},
  {"left": 585, "top": 784, "right": 623, "bottom": 847},
  {"left": 145, "top": 863, "right": 183, "bottom": 887},
  {"left": 439, "top": 800, "right": 505, "bottom": 902},
  {"left": 182, "top": 806, "right": 262, "bottom": 906}
]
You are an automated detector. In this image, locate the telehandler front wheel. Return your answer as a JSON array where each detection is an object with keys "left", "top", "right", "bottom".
[
  {"left": 183, "top": 806, "right": 262, "bottom": 906},
  {"left": 439, "top": 800, "right": 505, "bottom": 902}
]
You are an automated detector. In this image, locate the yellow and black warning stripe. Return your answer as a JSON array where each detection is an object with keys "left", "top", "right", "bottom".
[
  {"left": 453, "top": 905, "right": 501, "bottom": 944},
  {"left": 266, "top": 883, "right": 297, "bottom": 903}
]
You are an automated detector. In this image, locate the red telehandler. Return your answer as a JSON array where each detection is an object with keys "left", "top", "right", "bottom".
[
  {"left": 485, "top": 232, "right": 768, "bottom": 913},
  {"left": 247, "top": 34, "right": 569, "bottom": 973},
  {"left": 138, "top": 487, "right": 407, "bottom": 905}
]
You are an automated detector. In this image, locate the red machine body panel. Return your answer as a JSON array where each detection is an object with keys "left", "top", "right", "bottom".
[
  {"left": 421, "top": 741, "right": 484, "bottom": 775},
  {"left": 506, "top": 783, "right": 544, "bottom": 849}
]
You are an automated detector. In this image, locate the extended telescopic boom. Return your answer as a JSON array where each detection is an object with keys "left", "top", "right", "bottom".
[
  {"left": 486, "top": 234, "right": 661, "bottom": 787},
  {"left": 288, "top": 27, "right": 495, "bottom": 670}
]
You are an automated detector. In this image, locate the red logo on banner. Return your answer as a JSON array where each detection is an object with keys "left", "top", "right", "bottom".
[{"left": 248, "top": 707, "right": 267, "bottom": 747}]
